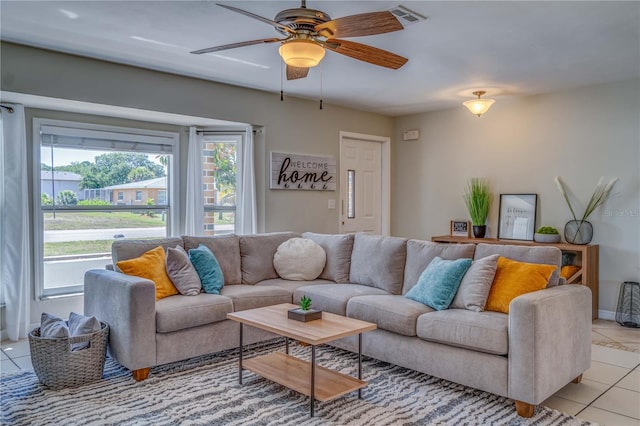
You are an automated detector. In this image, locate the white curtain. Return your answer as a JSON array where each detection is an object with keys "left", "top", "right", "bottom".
[
  {"left": 0, "top": 104, "right": 31, "bottom": 341},
  {"left": 236, "top": 127, "right": 257, "bottom": 234},
  {"left": 185, "top": 127, "right": 204, "bottom": 235}
]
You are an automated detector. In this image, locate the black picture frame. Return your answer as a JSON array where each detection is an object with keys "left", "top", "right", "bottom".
[{"left": 498, "top": 194, "right": 538, "bottom": 241}]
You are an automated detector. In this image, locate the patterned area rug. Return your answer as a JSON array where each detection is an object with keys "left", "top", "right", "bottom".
[{"left": 1, "top": 340, "right": 593, "bottom": 425}]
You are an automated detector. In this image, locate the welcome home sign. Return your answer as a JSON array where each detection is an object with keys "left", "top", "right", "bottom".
[{"left": 270, "top": 152, "right": 336, "bottom": 191}]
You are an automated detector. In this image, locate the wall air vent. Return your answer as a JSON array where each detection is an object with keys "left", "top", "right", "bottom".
[{"left": 389, "top": 5, "right": 427, "bottom": 25}]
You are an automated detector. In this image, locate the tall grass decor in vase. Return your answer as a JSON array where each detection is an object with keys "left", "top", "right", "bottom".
[
  {"left": 555, "top": 176, "right": 617, "bottom": 244},
  {"left": 463, "top": 178, "right": 492, "bottom": 238}
]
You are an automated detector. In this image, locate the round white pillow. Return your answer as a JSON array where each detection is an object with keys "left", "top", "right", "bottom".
[{"left": 274, "top": 238, "right": 326, "bottom": 281}]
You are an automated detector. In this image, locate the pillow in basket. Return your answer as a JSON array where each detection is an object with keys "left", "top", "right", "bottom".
[
  {"left": 68, "top": 312, "right": 101, "bottom": 351},
  {"left": 40, "top": 312, "right": 69, "bottom": 338}
]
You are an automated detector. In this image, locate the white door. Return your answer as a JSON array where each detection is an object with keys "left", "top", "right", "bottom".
[{"left": 340, "top": 137, "right": 383, "bottom": 234}]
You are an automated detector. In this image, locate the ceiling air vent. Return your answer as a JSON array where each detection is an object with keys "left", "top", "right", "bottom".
[{"left": 389, "top": 5, "right": 427, "bottom": 25}]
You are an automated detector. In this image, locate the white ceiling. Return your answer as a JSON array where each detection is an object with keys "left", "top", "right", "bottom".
[{"left": 1, "top": 1, "right": 639, "bottom": 116}]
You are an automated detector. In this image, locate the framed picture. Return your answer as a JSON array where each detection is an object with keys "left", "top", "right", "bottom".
[
  {"left": 450, "top": 220, "right": 470, "bottom": 237},
  {"left": 498, "top": 194, "right": 538, "bottom": 241}
]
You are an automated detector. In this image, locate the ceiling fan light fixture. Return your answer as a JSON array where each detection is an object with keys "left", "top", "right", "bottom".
[
  {"left": 279, "top": 39, "right": 325, "bottom": 68},
  {"left": 463, "top": 91, "right": 495, "bottom": 117}
]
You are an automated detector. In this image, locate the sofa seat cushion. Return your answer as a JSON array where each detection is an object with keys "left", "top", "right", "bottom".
[
  {"left": 347, "top": 295, "right": 433, "bottom": 337},
  {"left": 221, "top": 284, "right": 291, "bottom": 312},
  {"left": 293, "top": 284, "right": 389, "bottom": 316},
  {"left": 416, "top": 310, "right": 509, "bottom": 355},
  {"left": 156, "top": 294, "right": 233, "bottom": 333},
  {"left": 255, "top": 278, "right": 334, "bottom": 300}
]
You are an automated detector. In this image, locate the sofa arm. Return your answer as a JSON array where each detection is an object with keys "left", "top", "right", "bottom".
[
  {"left": 84, "top": 269, "right": 156, "bottom": 371},
  {"left": 508, "top": 285, "right": 592, "bottom": 405}
]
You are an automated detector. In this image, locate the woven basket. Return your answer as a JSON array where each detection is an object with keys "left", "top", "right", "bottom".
[{"left": 28, "top": 321, "right": 109, "bottom": 389}]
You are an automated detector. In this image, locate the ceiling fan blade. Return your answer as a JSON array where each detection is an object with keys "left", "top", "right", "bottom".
[
  {"left": 190, "top": 38, "right": 282, "bottom": 54},
  {"left": 324, "top": 39, "right": 408, "bottom": 69},
  {"left": 217, "top": 3, "right": 294, "bottom": 34},
  {"left": 316, "top": 11, "right": 403, "bottom": 38},
  {"left": 286, "top": 65, "right": 309, "bottom": 80}
]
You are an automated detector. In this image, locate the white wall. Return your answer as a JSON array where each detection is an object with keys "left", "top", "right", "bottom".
[{"left": 392, "top": 79, "right": 640, "bottom": 314}]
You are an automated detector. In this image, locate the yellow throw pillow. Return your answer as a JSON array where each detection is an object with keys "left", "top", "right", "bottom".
[
  {"left": 485, "top": 257, "right": 557, "bottom": 314},
  {"left": 560, "top": 265, "right": 581, "bottom": 280},
  {"left": 116, "top": 246, "right": 178, "bottom": 301}
]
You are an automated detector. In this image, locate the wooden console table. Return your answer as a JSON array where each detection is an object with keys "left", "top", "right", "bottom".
[{"left": 431, "top": 236, "right": 599, "bottom": 320}]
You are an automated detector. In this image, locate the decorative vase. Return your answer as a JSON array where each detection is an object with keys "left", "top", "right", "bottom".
[
  {"left": 564, "top": 220, "right": 593, "bottom": 245},
  {"left": 472, "top": 225, "right": 486, "bottom": 238}
]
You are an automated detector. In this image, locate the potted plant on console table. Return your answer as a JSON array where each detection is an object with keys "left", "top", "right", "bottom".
[
  {"left": 463, "top": 178, "right": 492, "bottom": 238},
  {"left": 534, "top": 226, "right": 561, "bottom": 243}
]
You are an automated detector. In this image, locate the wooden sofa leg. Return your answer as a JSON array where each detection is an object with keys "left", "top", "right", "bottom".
[
  {"left": 132, "top": 368, "right": 150, "bottom": 381},
  {"left": 515, "top": 401, "right": 535, "bottom": 418},
  {"left": 572, "top": 374, "right": 583, "bottom": 384}
]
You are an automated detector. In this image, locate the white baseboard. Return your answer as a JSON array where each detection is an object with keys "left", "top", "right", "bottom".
[{"left": 598, "top": 310, "right": 616, "bottom": 321}]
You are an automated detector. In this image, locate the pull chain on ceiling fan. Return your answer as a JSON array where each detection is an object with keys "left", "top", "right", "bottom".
[{"left": 191, "top": 1, "right": 409, "bottom": 80}]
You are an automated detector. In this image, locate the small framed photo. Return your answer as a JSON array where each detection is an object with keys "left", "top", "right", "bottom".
[
  {"left": 498, "top": 194, "right": 538, "bottom": 241},
  {"left": 450, "top": 220, "right": 470, "bottom": 237}
]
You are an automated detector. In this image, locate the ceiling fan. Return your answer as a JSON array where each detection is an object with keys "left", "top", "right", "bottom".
[{"left": 191, "top": 1, "right": 408, "bottom": 80}]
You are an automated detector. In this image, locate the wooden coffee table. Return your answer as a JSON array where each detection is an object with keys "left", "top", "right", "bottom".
[{"left": 227, "top": 303, "right": 377, "bottom": 417}]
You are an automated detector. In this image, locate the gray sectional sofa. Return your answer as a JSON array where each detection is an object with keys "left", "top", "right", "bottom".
[{"left": 84, "top": 231, "right": 592, "bottom": 417}]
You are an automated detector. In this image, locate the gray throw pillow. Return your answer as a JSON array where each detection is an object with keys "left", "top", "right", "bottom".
[
  {"left": 40, "top": 313, "right": 69, "bottom": 338},
  {"left": 68, "top": 312, "right": 102, "bottom": 350},
  {"left": 450, "top": 254, "right": 500, "bottom": 312},
  {"left": 166, "top": 245, "right": 202, "bottom": 296}
]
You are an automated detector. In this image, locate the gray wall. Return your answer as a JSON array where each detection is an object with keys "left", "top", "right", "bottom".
[{"left": 392, "top": 79, "right": 640, "bottom": 315}]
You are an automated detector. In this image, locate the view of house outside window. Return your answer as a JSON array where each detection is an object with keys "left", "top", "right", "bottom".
[
  {"left": 35, "top": 119, "right": 178, "bottom": 297},
  {"left": 202, "top": 138, "right": 237, "bottom": 236}
]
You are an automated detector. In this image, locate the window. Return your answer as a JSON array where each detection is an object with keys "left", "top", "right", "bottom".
[
  {"left": 34, "top": 119, "right": 179, "bottom": 298},
  {"left": 158, "top": 190, "right": 167, "bottom": 205},
  {"left": 202, "top": 134, "right": 239, "bottom": 236}
]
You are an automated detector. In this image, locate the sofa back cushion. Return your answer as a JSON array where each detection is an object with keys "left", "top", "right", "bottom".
[
  {"left": 403, "top": 240, "right": 476, "bottom": 294},
  {"left": 349, "top": 233, "right": 407, "bottom": 294},
  {"left": 474, "top": 243, "right": 561, "bottom": 287},
  {"left": 111, "top": 237, "right": 184, "bottom": 272},
  {"left": 183, "top": 235, "right": 242, "bottom": 285},
  {"left": 301, "top": 232, "right": 354, "bottom": 282},
  {"left": 239, "top": 232, "right": 300, "bottom": 284}
]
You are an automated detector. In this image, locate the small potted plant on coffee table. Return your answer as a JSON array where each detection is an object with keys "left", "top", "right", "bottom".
[
  {"left": 288, "top": 296, "right": 322, "bottom": 322},
  {"left": 534, "top": 226, "right": 561, "bottom": 243}
]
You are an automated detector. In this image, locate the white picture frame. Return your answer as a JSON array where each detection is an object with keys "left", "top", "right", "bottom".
[{"left": 498, "top": 194, "right": 538, "bottom": 241}]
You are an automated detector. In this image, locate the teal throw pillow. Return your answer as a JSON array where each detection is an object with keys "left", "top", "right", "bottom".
[
  {"left": 405, "top": 256, "right": 472, "bottom": 310},
  {"left": 189, "top": 244, "right": 224, "bottom": 294}
]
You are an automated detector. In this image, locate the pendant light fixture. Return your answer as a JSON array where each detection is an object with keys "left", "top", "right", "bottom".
[{"left": 463, "top": 91, "right": 495, "bottom": 117}]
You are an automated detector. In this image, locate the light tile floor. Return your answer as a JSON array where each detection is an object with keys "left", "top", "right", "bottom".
[{"left": 1, "top": 320, "right": 639, "bottom": 424}]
